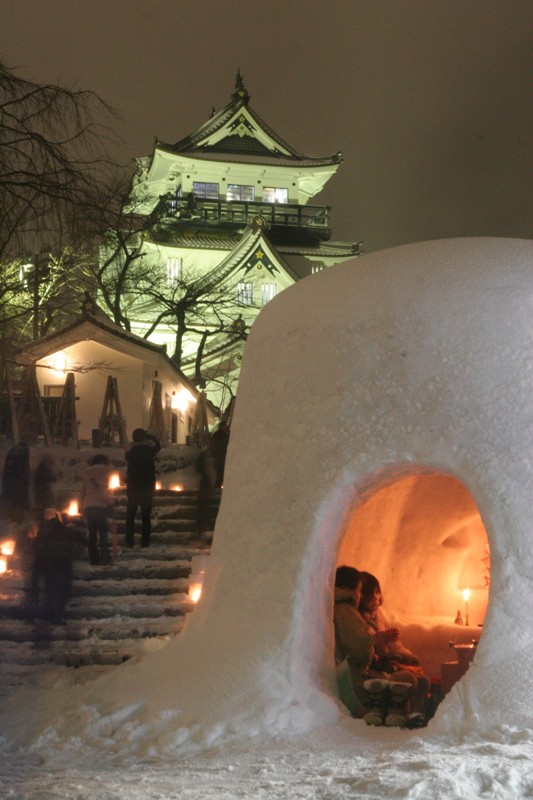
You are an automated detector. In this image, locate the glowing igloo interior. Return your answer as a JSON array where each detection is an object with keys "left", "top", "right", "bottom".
[{"left": 337, "top": 470, "right": 489, "bottom": 679}]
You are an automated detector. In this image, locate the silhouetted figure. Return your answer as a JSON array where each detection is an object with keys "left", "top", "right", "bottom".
[
  {"left": 33, "top": 453, "right": 58, "bottom": 521},
  {"left": 196, "top": 446, "right": 216, "bottom": 533},
  {"left": 210, "top": 421, "right": 230, "bottom": 488},
  {"left": 125, "top": 429, "right": 161, "bottom": 548},
  {"left": 1, "top": 441, "right": 30, "bottom": 521},
  {"left": 33, "top": 510, "right": 80, "bottom": 623}
]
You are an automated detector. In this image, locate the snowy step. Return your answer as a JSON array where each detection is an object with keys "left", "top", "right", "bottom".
[
  {"left": 66, "top": 594, "right": 194, "bottom": 620},
  {"left": 0, "top": 615, "right": 186, "bottom": 645},
  {"left": 0, "top": 511, "right": 211, "bottom": 682}
]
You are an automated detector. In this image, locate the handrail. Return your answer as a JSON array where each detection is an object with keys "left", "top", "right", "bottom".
[{"left": 160, "top": 196, "right": 331, "bottom": 230}]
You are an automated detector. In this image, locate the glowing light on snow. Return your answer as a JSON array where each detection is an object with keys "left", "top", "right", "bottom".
[
  {"left": 155, "top": 481, "right": 162, "bottom": 491},
  {"left": 188, "top": 554, "right": 210, "bottom": 604},
  {"left": 170, "top": 483, "right": 183, "bottom": 492},
  {"left": 0, "top": 557, "right": 7, "bottom": 575},
  {"left": 0, "top": 540, "right": 15, "bottom": 556},
  {"left": 109, "top": 472, "right": 121, "bottom": 490},
  {"left": 189, "top": 583, "right": 203, "bottom": 603},
  {"left": 67, "top": 500, "right": 79, "bottom": 516}
]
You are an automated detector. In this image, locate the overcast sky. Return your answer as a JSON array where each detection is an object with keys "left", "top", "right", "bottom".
[{"left": 1, "top": 0, "right": 532, "bottom": 252}]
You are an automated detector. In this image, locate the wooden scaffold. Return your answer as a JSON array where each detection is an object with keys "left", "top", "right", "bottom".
[
  {"left": 98, "top": 376, "right": 128, "bottom": 448},
  {"left": 190, "top": 391, "right": 210, "bottom": 448},
  {"left": 53, "top": 371, "right": 79, "bottom": 448},
  {"left": 17, "top": 364, "right": 52, "bottom": 446},
  {"left": 147, "top": 380, "right": 167, "bottom": 444}
]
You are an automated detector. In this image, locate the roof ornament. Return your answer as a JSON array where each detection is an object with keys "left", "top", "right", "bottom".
[
  {"left": 231, "top": 68, "right": 250, "bottom": 105},
  {"left": 81, "top": 290, "right": 97, "bottom": 316}
]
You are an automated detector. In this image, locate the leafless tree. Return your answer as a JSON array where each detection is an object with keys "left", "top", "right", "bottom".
[{"left": 0, "top": 58, "right": 115, "bottom": 261}]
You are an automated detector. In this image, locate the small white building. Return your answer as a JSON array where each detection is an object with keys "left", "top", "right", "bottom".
[{"left": 16, "top": 305, "right": 212, "bottom": 445}]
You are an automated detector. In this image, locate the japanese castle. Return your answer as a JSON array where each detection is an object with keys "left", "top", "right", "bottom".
[{"left": 127, "top": 70, "right": 362, "bottom": 411}]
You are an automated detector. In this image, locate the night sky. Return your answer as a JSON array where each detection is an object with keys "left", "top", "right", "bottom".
[{"left": 1, "top": 0, "right": 532, "bottom": 252}]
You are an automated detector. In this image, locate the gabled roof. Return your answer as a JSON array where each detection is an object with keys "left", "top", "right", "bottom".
[
  {"left": 157, "top": 70, "right": 341, "bottom": 168},
  {"left": 182, "top": 222, "right": 301, "bottom": 294},
  {"left": 16, "top": 305, "right": 200, "bottom": 397}
]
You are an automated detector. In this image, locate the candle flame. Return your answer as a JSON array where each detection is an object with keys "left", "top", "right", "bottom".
[
  {"left": 0, "top": 539, "right": 15, "bottom": 556},
  {"left": 189, "top": 584, "right": 202, "bottom": 603},
  {"left": 67, "top": 500, "right": 79, "bottom": 517},
  {"left": 463, "top": 588, "right": 471, "bottom": 602},
  {"left": 109, "top": 472, "right": 121, "bottom": 490},
  {"left": 0, "top": 556, "right": 7, "bottom": 574},
  {"left": 170, "top": 483, "right": 183, "bottom": 492},
  {"left": 155, "top": 481, "right": 162, "bottom": 491}
]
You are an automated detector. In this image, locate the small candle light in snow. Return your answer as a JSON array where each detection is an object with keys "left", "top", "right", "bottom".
[
  {"left": 109, "top": 472, "right": 121, "bottom": 490},
  {"left": 189, "top": 583, "right": 203, "bottom": 603},
  {"left": 67, "top": 499, "right": 79, "bottom": 516},
  {"left": 0, "top": 556, "right": 7, "bottom": 575},
  {"left": 0, "top": 539, "right": 15, "bottom": 556},
  {"left": 155, "top": 481, "right": 162, "bottom": 491},
  {"left": 170, "top": 483, "right": 183, "bottom": 492}
]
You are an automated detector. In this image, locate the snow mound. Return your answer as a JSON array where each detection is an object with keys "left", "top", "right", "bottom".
[{"left": 1, "top": 238, "right": 532, "bottom": 761}]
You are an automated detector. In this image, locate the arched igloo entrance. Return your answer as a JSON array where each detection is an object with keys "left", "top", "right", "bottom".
[{"left": 336, "top": 467, "right": 489, "bottom": 690}]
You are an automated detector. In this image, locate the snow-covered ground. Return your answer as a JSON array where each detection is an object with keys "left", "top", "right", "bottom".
[{"left": 1, "top": 665, "right": 531, "bottom": 800}]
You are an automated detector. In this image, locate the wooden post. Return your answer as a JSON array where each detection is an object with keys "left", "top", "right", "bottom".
[
  {"left": 0, "top": 340, "right": 19, "bottom": 443},
  {"left": 190, "top": 391, "right": 210, "bottom": 448},
  {"left": 98, "top": 376, "right": 128, "bottom": 448},
  {"left": 17, "top": 364, "right": 52, "bottom": 445},
  {"left": 53, "top": 371, "right": 79, "bottom": 448}
]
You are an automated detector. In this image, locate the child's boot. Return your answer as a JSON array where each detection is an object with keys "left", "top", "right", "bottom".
[
  {"left": 385, "top": 681, "right": 412, "bottom": 728},
  {"left": 362, "top": 679, "right": 390, "bottom": 726}
]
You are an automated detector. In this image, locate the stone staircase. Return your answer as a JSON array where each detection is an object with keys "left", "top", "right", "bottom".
[{"left": 0, "top": 489, "right": 221, "bottom": 688}]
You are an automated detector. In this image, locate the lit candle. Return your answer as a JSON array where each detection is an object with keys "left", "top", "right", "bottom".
[
  {"left": 463, "top": 588, "right": 471, "bottom": 626},
  {"left": 67, "top": 499, "right": 79, "bottom": 517},
  {"left": 109, "top": 472, "right": 121, "bottom": 490},
  {"left": 0, "top": 539, "right": 15, "bottom": 556},
  {"left": 0, "top": 556, "right": 7, "bottom": 575}
]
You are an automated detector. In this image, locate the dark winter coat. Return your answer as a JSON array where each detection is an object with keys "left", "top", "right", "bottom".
[
  {"left": 333, "top": 586, "right": 375, "bottom": 693},
  {"left": 1, "top": 442, "right": 30, "bottom": 510},
  {"left": 125, "top": 435, "right": 161, "bottom": 492}
]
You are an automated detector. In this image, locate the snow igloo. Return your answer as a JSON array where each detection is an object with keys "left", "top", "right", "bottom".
[
  {"left": 170, "top": 237, "right": 531, "bottom": 740},
  {"left": 14, "top": 238, "right": 530, "bottom": 751}
]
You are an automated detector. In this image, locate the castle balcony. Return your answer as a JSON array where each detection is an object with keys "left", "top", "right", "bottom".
[{"left": 157, "top": 196, "right": 332, "bottom": 241}]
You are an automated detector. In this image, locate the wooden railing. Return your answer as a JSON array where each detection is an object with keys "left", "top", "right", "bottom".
[{"left": 159, "top": 196, "right": 331, "bottom": 233}]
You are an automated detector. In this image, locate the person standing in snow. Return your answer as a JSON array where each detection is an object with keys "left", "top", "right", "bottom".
[
  {"left": 1, "top": 441, "right": 30, "bottom": 521},
  {"left": 81, "top": 453, "right": 113, "bottom": 565},
  {"left": 209, "top": 420, "right": 230, "bottom": 488},
  {"left": 125, "top": 429, "right": 161, "bottom": 548},
  {"left": 33, "top": 509, "right": 83, "bottom": 624},
  {"left": 33, "top": 453, "right": 58, "bottom": 522}
]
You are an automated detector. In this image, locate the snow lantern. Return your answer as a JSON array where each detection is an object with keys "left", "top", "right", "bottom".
[{"left": 169, "top": 238, "right": 532, "bottom": 739}]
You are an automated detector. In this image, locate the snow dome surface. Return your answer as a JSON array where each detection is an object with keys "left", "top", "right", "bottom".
[{"left": 2, "top": 237, "right": 532, "bottom": 756}]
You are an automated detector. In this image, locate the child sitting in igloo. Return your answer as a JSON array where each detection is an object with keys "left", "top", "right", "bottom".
[
  {"left": 334, "top": 565, "right": 428, "bottom": 728},
  {"left": 358, "top": 571, "right": 425, "bottom": 677}
]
